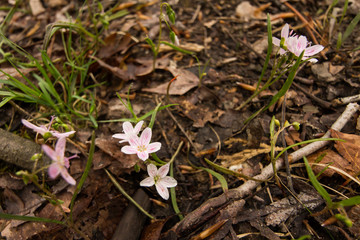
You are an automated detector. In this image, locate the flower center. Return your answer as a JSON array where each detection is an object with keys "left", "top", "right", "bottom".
[
  {"left": 154, "top": 175, "right": 160, "bottom": 183},
  {"left": 137, "top": 145, "right": 147, "bottom": 152}
]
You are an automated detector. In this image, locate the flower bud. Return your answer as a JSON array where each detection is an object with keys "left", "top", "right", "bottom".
[
  {"left": 166, "top": 5, "right": 176, "bottom": 24},
  {"left": 169, "top": 31, "right": 179, "bottom": 45}
]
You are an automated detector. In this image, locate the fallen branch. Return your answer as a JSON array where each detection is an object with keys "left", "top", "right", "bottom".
[
  {"left": 0, "top": 128, "right": 51, "bottom": 170},
  {"left": 170, "top": 103, "right": 359, "bottom": 237}
]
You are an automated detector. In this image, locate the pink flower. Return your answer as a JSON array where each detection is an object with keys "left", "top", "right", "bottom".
[
  {"left": 22, "top": 119, "right": 75, "bottom": 139},
  {"left": 272, "top": 23, "right": 290, "bottom": 55},
  {"left": 121, "top": 127, "right": 161, "bottom": 161},
  {"left": 42, "top": 137, "right": 77, "bottom": 185},
  {"left": 273, "top": 23, "right": 324, "bottom": 62},
  {"left": 112, "top": 121, "right": 144, "bottom": 143},
  {"left": 140, "top": 164, "right": 177, "bottom": 200}
]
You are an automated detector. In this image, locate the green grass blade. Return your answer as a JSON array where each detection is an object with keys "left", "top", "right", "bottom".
[
  {"left": 169, "top": 162, "right": 183, "bottom": 220},
  {"left": 274, "top": 138, "right": 343, "bottom": 161},
  {"left": 342, "top": 12, "right": 360, "bottom": 43},
  {"left": 0, "top": 212, "right": 65, "bottom": 225},
  {"left": 0, "top": 96, "right": 14, "bottom": 107},
  {"left": 148, "top": 103, "right": 161, "bottom": 129},
  {"left": 336, "top": 196, "right": 360, "bottom": 207},
  {"left": 256, "top": 13, "right": 273, "bottom": 91},
  {"left": 200, "top": 165, "right": 228, "bottom": 193},
  {"left": 159, "top": 41, "right": 195, "bottom": 55},
  {"left": 70, "top": 131, "right": 95, "bottom": 219},
  {"left": 245, "top": 51, "right": 304, "bottom": 125},
  {"left": 105, "top": 169, "right": 155, "bottom": 219},
  {"left": 204, "top": 158, "right": 264, "bottom": 182},
  {"left": 303, "top": 156, "right": 333, "bottom": 207}
]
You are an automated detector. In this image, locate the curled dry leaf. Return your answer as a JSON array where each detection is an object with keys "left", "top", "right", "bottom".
[
  {"left": 142, "top": 67, "right": 199, "bottom": 95},
  {"left": 308, "top": 129, "right": 360, "bottom": 178}
]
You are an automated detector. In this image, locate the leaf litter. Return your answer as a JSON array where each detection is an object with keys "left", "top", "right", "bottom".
[{"left": 0, "top": 0, "right": 360, "bottom": 239}]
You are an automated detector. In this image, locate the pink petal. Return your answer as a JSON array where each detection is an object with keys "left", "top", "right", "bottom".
[
  {"left": 42, "top": 144, "right": 57, "bottom": 162},
  {"left": 147, "top": 164, "right": 158, "bottom": 177},
  {"left": 112, "top": 133, "right": 126, "bottom": 139},
  {"left": 64, "top": 157, "right": 70, "bottom": 168},
  {"left": 307, "top": 58, "right": 318, "bottom": 63},
  {"left": 272, "top": 37, "right": 280, "bottom": 46},
  {"left": 140, "top": 177, "right": 155, "bottom": 187},
  {"left": 147, "top": 142, "right": 161, "bottom": 154},
  {"left": 112, "top": 133, "right": 128, "bottom": 142},
  {"left": 128, "top": 136, "right": 141, "bottom": 147},
  {"left": 279, "top": 49, "right": 287, "bottom": 55},
  {"left": 55, "top": 137, "right": 66, "bottom": 159},
  {"left": 159, "top": 176, "right": 177, "bottom": 188},
  {"left": 22, "top": 119, "right": 47, "bottom": 135},
  {"left": 121, "top": 145, "right": 138, "bottom": 155},
  {"left": 281, "top": 24, "right": 289, "bottom": 39},
  {"left": 137, "top": 151, "right": 149, "bottom": 161},
  {"left": 140, "top": 128, "right": 152, "bottom": 146},
  {"left": 158, "top": 164, "right": 169, "bottom": 178},
  {"left": 51, "top": 131, "right": 75, "bottom": 139},
  {"left": 134, "top": 121, "right": 144, "bottom": 134},
  {"left": 60, "top": 168, "right": 76, "bottom": 185},
  {"left": 48, "top": 163, "right": 60, "bottom": 179},
  {"left": 155, "top": 182, "right": 170, "bottom": 200},
  {"left": 304, "top": 45, "right": 324, "bottom": 56},
  {"left": 122, "top": 121, "right": 133, "bottom": 134}
]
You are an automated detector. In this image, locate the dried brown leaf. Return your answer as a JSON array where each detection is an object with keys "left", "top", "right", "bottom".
[{"left": 142, "top": 67, "right": 199, "bottom": 95}]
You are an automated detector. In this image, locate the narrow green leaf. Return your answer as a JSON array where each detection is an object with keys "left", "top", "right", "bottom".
[
  {"left": 169, "top": 162, "right": 183, "bottom": 220},
  {"left": 336, "top": 196, "right": 360, "bottom": 207},
  {"left": 148, "top": 103, "right": 161, "bottom": 129},
  {"left": 245, "top": 50, "right": 304, "bottom": 125},
  {"left": 304, "top": 156, "right": 333, "bottom": 207},
  {"left": 200, "top": 165, "right": 228, "bottom": 193},
  {"left": 342, "top": 12, "right": 360, "bottom": 43},
  {"left": 0, "top": 96, "right": 14, "bottom": 108},
  {"left": 70, "top": 131, "right": 95, "bottom": 216},
  {"left": 204, "top": 158, "right": 264, "bottom": 182},
  {"left": 105, "top": 169, "right": 155, "bottom": 219},
  {"left": 256, "top": 13, "right": 273, "bottom": 91},
  {"left": 275, "top": 138, "right": 343, "bottom": 161},
  {"left": 159, "top": 41, "right": 194, "bottom": 55}
]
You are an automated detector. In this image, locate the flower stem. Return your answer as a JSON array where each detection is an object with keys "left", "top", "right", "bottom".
[{"left": 105, "top": 169, "right": 155, "bottom": 220}]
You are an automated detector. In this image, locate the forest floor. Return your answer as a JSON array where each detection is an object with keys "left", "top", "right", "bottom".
[{"left": 0, "top": 0, "right": 360, "bottom": 239}]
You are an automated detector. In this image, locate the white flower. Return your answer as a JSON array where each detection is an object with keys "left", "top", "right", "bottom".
[
  {"left": 121, "top": 127, "right": 161, "bottom": 161},
  {"left": 273, "top": 23, "right": 324, "bottom": 62},
  {"left": 112, "top": 121, "right": 144, "bottom": 143},
  {"left": 140, "top": 164, "right": 177, "bottom": 200},
  {"left": 42, "top": 137, "right": 77, "bottom": 185}
]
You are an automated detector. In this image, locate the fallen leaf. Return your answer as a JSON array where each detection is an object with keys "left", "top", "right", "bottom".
[
  {"left": 95, "top": 137, "right": 139, "bottom": 173},
  {"left": 142, "top": 67, "right": 199, "bottom": 95},
  {"left": 140, "top": 219, "right": 166, "bottom": 240},
  {"left": 331, "top": 129, "right": 360, "bottom": 175},
  {"left": 235, "top": 1, "right": 268, "bottom": 22},
  {"left": 29, "top": 0, "right": 45, "bottom": 16},
  {"left": 178, "top": 99, "right": 224, "bottom": 128},
  {"left": 307, "top": 149, "right": 349, "bottom": 178},
  {"left": 98, "top": 32, "right": 133, "bottom": 59}
]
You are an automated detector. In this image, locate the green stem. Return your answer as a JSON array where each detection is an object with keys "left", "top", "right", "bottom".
[{"left": 105, "top": 169, "right": 155, "bottom": 219}]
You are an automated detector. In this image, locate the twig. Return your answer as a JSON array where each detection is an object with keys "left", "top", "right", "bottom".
[
  {"left": 292, "top": 82, "right": 333, "bottom": 109},
  {"left": 332, "top": 94, "right": 360, "bottom": 107},
  {"left": 165, "top": 107, "right": 200, "bottom": 153},
  {"left": 170, "top": 103, "right": 359, "bottom": 236}
]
